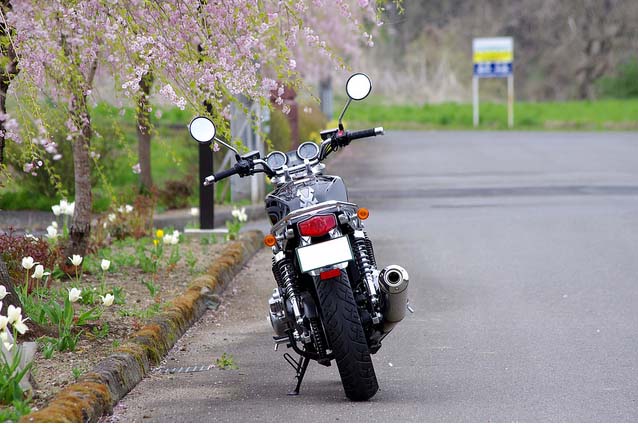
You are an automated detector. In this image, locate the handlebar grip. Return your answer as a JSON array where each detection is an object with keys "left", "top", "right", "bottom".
[
  {"left": 348, "top": 127, "right": 384, "bottom": 140},
  {"left": 203, "top": 166, "right": 239, "bottom": 185}
]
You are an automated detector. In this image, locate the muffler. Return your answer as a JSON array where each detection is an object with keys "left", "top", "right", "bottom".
[{"left": 378, "top": 265, "right": 410, "bottom": 333}]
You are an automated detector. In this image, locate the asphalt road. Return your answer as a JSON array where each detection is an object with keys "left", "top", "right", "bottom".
[{"left": 112, "top": 131, "right": 638, "bottom": 422}]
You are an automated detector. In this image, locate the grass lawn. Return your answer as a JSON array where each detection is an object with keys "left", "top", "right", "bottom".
[{"left": 342, "top": 98, "right": 638, "bottom": 131}]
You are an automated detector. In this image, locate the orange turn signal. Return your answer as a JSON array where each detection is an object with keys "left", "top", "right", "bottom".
[
  {"left": 264, "top": 234, "right": 277, "bottom": 247},
  {"left": 357, "top": 207, "right": 370, "bottom": 220}
]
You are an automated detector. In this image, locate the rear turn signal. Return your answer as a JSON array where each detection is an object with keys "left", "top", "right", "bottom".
[
  {"left": 357, "top": 207, "right": 369, "bottom": 220},
  {"left": 264, "top": 234, "right": 277, "bottom": 247}
]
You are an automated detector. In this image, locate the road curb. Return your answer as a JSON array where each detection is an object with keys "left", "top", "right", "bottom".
[{"left": 21, "top": 230, "right": 264, "bottom": 423}]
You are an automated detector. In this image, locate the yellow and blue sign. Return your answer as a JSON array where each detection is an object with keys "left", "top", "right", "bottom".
[{"left": 473, "top": 37, "right": 513, "bottom": 78}]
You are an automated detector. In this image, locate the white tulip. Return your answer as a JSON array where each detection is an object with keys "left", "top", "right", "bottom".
[
  {"left": 232, "top": 207, "right": 247, "bottom": 222},
  {"left": 0, "top": 285, "right": 8, "bottom": 300},
  {"left": 69, "top": 255, "right": 83, "bottom": 266},
  {"left": 125, "top": 204, "right": 134, "bottom": 213},
  {"left": 52, "top": 205, "right": 62, "bottom": 216},
  {"left": 101, "top": 259, "right": 111, "bottom": 271},
  {"left": 68, "top": 287, "right": 82, "bottom": 303},
  {"left": 117, "top": 206, "right": 124, "bottom": 213},
  {"left": 108, "top": 213, "right": 116, "bottom": 222},
  {"left": 21, "top": 256, "right": 36, "bottom": 270},
  {"left": 0, "top": 316, "right": 8, "bottom": 332},
  {"left": 46, "top": 225, "right": 58, "bottom": 239},
  {"left": 7, "top": 305, "right": 21, "bottom": 325},
  {"left": 51, "top": 221, "right": 58, "bottom": 229},
  {"left": 100, "top": 294, "right": 115, "bottom": 307},
  {"left": 59, "top": 199, "right": 69, "bottom": 215},
  {"left": 0, "top": 328, "right": 7, "bottom": 340},
  {"left": 13, "top": 317, "right": 29, "bottom": 335},
  {"left": 162, "top": 234, "right": 173, "bottom": 244},
  {"left": 31, "top": 264, "right": 49, "bottom": 279},
  {"left": 66, "top": 201, "right": 75, "bottom": 216},
  {"left": 238, "top": 208, "right": 248, "bottom": 223},
  {"left": 190, "top": 207, "right": 199, "bottom": 216}
]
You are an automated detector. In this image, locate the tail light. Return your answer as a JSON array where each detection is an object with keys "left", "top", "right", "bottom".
[{"left": 298, "top": 214, "right": 337, "bottom": 237}]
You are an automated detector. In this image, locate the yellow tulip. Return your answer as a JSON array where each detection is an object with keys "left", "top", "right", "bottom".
[{"left": 156, "top": 229, "right": 164, "bottom": 238}]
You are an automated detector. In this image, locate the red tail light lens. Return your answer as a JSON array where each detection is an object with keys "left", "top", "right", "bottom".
[{"left": 298, "top": 214, "right": 337, "bottom": 237}]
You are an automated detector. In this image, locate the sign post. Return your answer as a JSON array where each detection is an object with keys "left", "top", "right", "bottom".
[{"left": 472, "top": 37, "right": 514, "bottom": 128}]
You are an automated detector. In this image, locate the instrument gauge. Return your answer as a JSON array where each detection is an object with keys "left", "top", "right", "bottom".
[
  {"left": 297, "top": 142, "right": 320, "bottom": 161},
  {"left": 266, "top": 151, "right": 288, "bottom": 170}
]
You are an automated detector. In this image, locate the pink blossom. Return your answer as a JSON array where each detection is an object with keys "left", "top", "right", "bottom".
[{"left": 132, "top": 163, "right": 141, "bottom": 174}]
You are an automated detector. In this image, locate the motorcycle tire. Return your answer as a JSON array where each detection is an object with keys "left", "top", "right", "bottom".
[{"left": 314, "top": 270, "right": 379, "bottom": 401}]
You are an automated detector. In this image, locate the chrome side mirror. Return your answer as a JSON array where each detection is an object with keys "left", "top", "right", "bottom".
[
  {"left": 338, "top": 73, "right": 373, "bottom": 130},
  {"left": 345, "top": 73, "right": 372, "bottom": 101},
  {"left": 189, "top": 116, "right": 216, "bottom": 143},
  {"left": 189, "top": 116, "right": 239, "bottom": 155}
]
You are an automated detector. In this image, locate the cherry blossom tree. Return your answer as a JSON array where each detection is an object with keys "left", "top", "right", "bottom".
[
  {"left": 8, "top": 0, "right": 112, "bottom": 257},
  {"left": 4, "top": 0, "right": 383, "bottom": 257}
]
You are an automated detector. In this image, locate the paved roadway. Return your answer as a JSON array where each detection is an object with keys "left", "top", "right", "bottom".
[{"left": 112, "top": 131, "right": 638, "bottom": 422}]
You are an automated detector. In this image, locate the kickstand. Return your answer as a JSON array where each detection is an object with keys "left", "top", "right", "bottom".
[{"left": 283, "top": 353, "right": 311, "bottom": 396}]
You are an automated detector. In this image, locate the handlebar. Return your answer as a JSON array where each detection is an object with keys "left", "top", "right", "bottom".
[
  {"left": 203, "top": 166, "right": 240, "bottom": 186},
  {"left": 203, "top": 126, "right": 384, "bottom": 185},
  {"left": 347, "top": 127, "right": 384, "bottom": 141}
]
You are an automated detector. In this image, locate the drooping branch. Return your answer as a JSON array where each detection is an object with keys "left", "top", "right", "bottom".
[
  {"left": 137, "top": 70, "right": 154, "bottom": 192},
  {"left": 0, "top": 0, "right": 19, "bottom": 166}
]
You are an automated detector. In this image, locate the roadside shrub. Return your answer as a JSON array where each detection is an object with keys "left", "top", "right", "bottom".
[
  {"left": 298, "top": 103, "right": 327, "bottom": 143},
  {"left": 158, "top": 177, "right": 194, "bottom": 210},
  {"left": 267, "top": 108, "right": 292, "bottom": 153},
  {"left": 99, "top": 193, "right": 156, "bottom": 241},
  {"left": 597, "top": 58, "right": 638, "bottom": 99},
  {"left": 0, "top": 230, "right": 58, "bottom": 289}
]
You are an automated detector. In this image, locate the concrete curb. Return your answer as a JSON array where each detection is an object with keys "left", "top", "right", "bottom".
[{"left": 21, "top": 230, "right": 264, "bottom": 423}]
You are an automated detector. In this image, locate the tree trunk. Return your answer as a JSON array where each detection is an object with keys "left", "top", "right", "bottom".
[
  {"left": 0, "top": 256, "right": 22, "bottom": 317},
  {"left": 0, "top": 0, "right": 19, "bottom": 166},
  {"left": 64, "top": 96, "right": 93, "bottom": 258},
  {"left": 137, "top": 71, "right": 153, "bottom": 192},
  {"left": 63, "top": 60, "right": 97, "bottom": 259}
]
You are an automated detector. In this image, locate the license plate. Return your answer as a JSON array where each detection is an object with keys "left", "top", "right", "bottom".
[{"left": 296, "top": 236, "right": 353, "bottom": 273}]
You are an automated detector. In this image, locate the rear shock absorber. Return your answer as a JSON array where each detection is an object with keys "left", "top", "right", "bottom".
[
  {"left": 272, "top": 254, "right": 305, "bottom": 329},
  {"left": 352, "top": 230, "right": 381, "bottom": 323}
]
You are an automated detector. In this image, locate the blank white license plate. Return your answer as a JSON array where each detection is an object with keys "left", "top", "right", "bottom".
[{"left": 296, "top": 236, "right": 353, "bottom": 273}]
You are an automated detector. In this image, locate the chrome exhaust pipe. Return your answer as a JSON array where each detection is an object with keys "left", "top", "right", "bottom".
[{"left": 378, "top": 265, "right": 409, "bottom": 333}]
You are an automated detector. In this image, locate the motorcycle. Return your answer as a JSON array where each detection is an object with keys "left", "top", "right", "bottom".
[{"left": 189, "top": 73, "right": 410, "bottom": 401}]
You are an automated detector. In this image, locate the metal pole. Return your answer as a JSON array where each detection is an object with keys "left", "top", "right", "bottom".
[
  {"left": 199, "top": 100, "right": 215, "bottom": 229},
  {"left": 472, "top": 76, "right": 479, "bottom": 128},
  {"left": 507, "top": 74, "right": 514, "bottom": 129},
  {"left": 198, "top": 143, "right": 215, "bottom": 229}
]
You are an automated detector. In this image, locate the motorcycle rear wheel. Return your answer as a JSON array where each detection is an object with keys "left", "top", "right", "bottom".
[{"left": 314, "top": 270, "right": 379, "bottom": 401}]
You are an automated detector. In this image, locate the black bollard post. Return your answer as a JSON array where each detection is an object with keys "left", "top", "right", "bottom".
[{"left": 198, "top": 141, "right": 214, "bottom": 229}]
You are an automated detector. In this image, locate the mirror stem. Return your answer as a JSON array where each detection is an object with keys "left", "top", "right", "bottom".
[
  {"left": 213, "top": 136, "right": 240, "bottom": 155},
  {"left": 337, "top": 98, "right": 352, "bottom": 131}
]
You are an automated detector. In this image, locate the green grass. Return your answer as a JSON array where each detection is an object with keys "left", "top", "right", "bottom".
[{"left": 342, "top": 97, "right": 638, "bottom": 131}]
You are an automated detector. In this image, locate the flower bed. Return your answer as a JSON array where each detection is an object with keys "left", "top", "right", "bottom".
[{"left": 0, "top": 201, "right": 249, "bottom": 421}]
